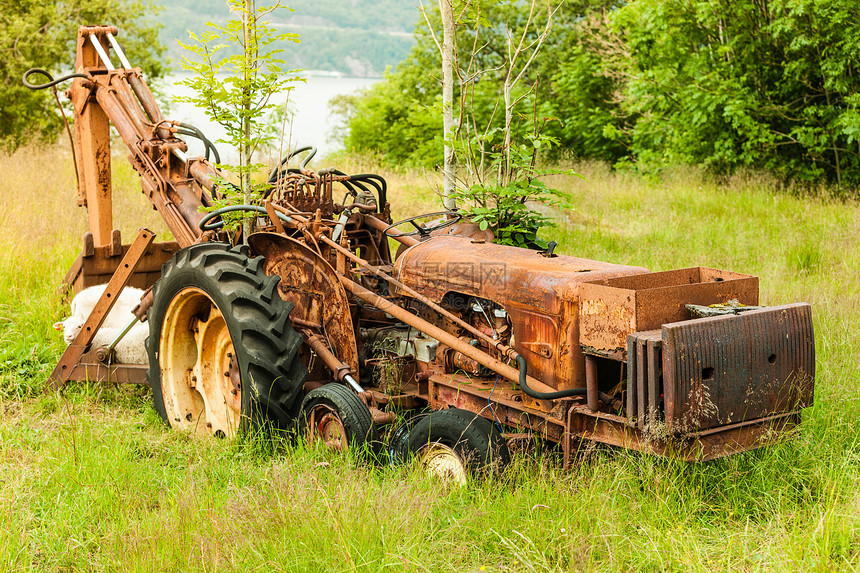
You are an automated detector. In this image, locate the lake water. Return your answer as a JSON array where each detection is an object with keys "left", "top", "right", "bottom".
[{"left": 166, "top": 72, "right": 379, "bottom": 162}]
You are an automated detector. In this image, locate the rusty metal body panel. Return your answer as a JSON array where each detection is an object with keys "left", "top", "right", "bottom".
[
  {"left": 249, "top": 232, "right": 359, "bottom": 375},
  {"left": 396, "top": 235, "right": 649, "bottom": 392},
  {"left": 579, "top": 267, "right": 759, "bottom": 359}
]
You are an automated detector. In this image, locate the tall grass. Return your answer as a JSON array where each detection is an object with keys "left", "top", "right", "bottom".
[{"left": 1, "top": 146, "right": 859, "bottom": 571}]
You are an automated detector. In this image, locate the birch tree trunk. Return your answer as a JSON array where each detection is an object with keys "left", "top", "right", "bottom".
[
  {"left": 503, "top": 73, "right": 512, "bottom": 186},
  {"left": 440, "top": 0, "right": 457, "bottom": 210}
]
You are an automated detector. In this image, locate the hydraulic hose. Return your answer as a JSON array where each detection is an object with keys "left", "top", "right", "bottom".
[
  {"left": 267, "top": 146, "right": 317, "bottom": 183},
  {"left": 515, "top": 355, "right": 587, "bottom": 400},
  {"left": 298, "top": 146, "right": 317, "bottom": 169},
  {"left": 176, "top": 122, "right": 221, "bottom": 164},
  {"left": 343, "top": 177, "right": 370, "bottom": 193},
  {"left": 198, "top": 204, "right": 293, "bottom": 231},
  {"left": 328, "top": 169, "right": 384, "bottom": 211},
  {"left": 350, "top": 173, "right": 388, "bottom": 207},
  {"left": 22, "top": 68, "right": 91, "bottom": 90}
]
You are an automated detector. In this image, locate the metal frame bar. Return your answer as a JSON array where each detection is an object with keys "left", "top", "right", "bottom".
[{"left": 47, "top": 228, "right": 155, "bottom": 391}]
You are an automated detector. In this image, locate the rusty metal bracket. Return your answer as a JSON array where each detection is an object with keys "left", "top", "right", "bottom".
[{"left": 46, "top": 228, "right": 155, "bottom": 391}]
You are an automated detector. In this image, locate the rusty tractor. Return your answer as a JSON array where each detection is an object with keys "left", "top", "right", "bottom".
[{"left": 29, "top": 27, "right": 814, "bottom": 479}]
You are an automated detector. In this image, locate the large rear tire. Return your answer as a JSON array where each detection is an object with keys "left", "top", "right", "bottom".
[{"left": 146, "top": 242, "right": 308, "bottom": 437}]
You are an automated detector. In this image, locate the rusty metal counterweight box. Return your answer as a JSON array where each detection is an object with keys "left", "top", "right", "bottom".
[{"left": 578, "top": 267, "right": 759, "bottom": 359}]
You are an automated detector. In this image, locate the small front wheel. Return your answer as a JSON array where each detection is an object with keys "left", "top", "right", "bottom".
[
  {"left": 404, "top": 408, "right": 510, "bottom": 483},
  {"left": 301, "top": 383, "right": 376, "bottom": 454}
]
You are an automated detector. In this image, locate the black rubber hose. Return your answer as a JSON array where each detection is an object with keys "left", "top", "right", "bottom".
[
  {"left": 350, "top": 173, "right": 388, "bottom": 207},
  {"left": 332, "top": 170, "right": 387, "bottom": 208},
  {"left": 298, "top": 147, "right": 317, "bottom": 169},
  {"left": 338, "top": 179, "right": 358, "bottom": 194},
  {"left": 198, "top": 204, "right": 293, "bottom": 231},
  {"left": 176, "top": 129, "right": 216, "bottom": 163},
  {"left": 329, "top": 169, "right": 372, "bottom": 194},
  {"left": 23, "top": 68, "right": 91, "bottom": 90},
  {"left": 347, "top": 178, "right": 370, "bottom": 193},
  {"left": 177, "top": 123, "right": 221, "bottom": 164},
  {"left": 516, "top": 355, "right": 587, "bottom": 399},
  {"left": 351, "top": 175, "right": 382, "bottom": 194},
  {"left": 268, "top": 146, "right": 315, "bottom": 183}
]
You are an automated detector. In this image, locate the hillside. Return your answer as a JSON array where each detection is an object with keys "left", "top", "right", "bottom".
[{"left": 158, "top": 0, "right": 419, "bottom": 76}]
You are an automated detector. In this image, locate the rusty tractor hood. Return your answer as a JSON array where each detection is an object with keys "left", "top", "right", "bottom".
[
  {"left": 394, "top": 236, "right": 650, "bottom": 393},
  {"left": 394, "top": 235, "right": 650, "bottom": 313}
]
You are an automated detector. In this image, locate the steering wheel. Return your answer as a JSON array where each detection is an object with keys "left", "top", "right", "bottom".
[{"left": 382, "top": 211, "right": 463, "bottom": 238}]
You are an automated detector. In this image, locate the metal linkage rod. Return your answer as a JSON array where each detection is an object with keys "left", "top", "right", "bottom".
[
  {"left": 301, "top": 329, "right": 364, "bottom": 393},
  {"left": 105, "top": 32, "right": 132, "bottom": 69},
  {"left": 107, "top": 316, "right": 139, "bottom": 351},
  {"left": 319, "top": 233, "right": 512, "bottom": 359},
  {"left": 89, "top": 34, "right": 115, "bottom": 70}
]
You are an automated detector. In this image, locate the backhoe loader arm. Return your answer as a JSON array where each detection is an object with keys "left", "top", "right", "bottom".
[{"left": 67, "top": 25, "right": 219, "bottom": 248}]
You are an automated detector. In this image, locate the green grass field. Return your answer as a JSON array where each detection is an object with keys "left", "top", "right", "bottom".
[{"left": 1, "top": 146, "right": 859, "bottom": 571}]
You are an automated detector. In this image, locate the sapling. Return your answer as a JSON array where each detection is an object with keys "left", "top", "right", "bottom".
[{"left": 176, "top": 0, "right": 302, "bottom": 239}]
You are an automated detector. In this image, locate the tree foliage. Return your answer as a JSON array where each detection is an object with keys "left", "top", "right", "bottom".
[
  {"left": 337, "top": 0, "right": 860, "bottom": 189},
  {"left": 605, "top": 0, "right": 860, "bottom": 186},
  {"left": 334, "top": 0, "right": 562, "bottom": 168},
  {"left": 0, "top": 0, "right": 165, "bottom": 150}
]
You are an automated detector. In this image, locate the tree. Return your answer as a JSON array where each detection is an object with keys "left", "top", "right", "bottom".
[
  {"left": 600, "top": 0, "right": 860, "bottom": 186},
  {"left": 439, "top": 0, "right": 457, "bottom": 209},
  {"left": 339, "top": 0, "right": 860, "bottom": 190},
  {"left": 335, "top": 0, "right": 580, "bottom": 169},
  {"left": 409, "top": 0, "right": 570, "bottom": 248},
  {"left": 537, "top": 2, "right": 626, "bottom": 163},
  {"left": 177, "top": 0, "right": 302, "bottom": 239},
  {"left": 0, "top": 0, "right": 165, "bottom": 150},
  {"left": 449, "top": 0, "right": 572, "bottom": 248}
]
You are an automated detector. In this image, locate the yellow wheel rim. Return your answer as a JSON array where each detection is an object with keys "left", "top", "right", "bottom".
[
  {"left": 158, "top": 287, "right": 242, "bottom": 437},
  {"left": 417, "top": 443, "right": 468, "bottom": 485}
]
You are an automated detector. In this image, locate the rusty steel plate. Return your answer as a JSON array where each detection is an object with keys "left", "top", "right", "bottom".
[
  {"left": 662, "top": 303, "right": 814, "bottom": 432},
  {"left": 249, "top": 232, "right": 358, "bottom": 375},
  {"left": 396, "top": 234, "right": 648, "bottom": 394},
  {"left": 579, "top": 267, "right": 759, "bottom": 358}
]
